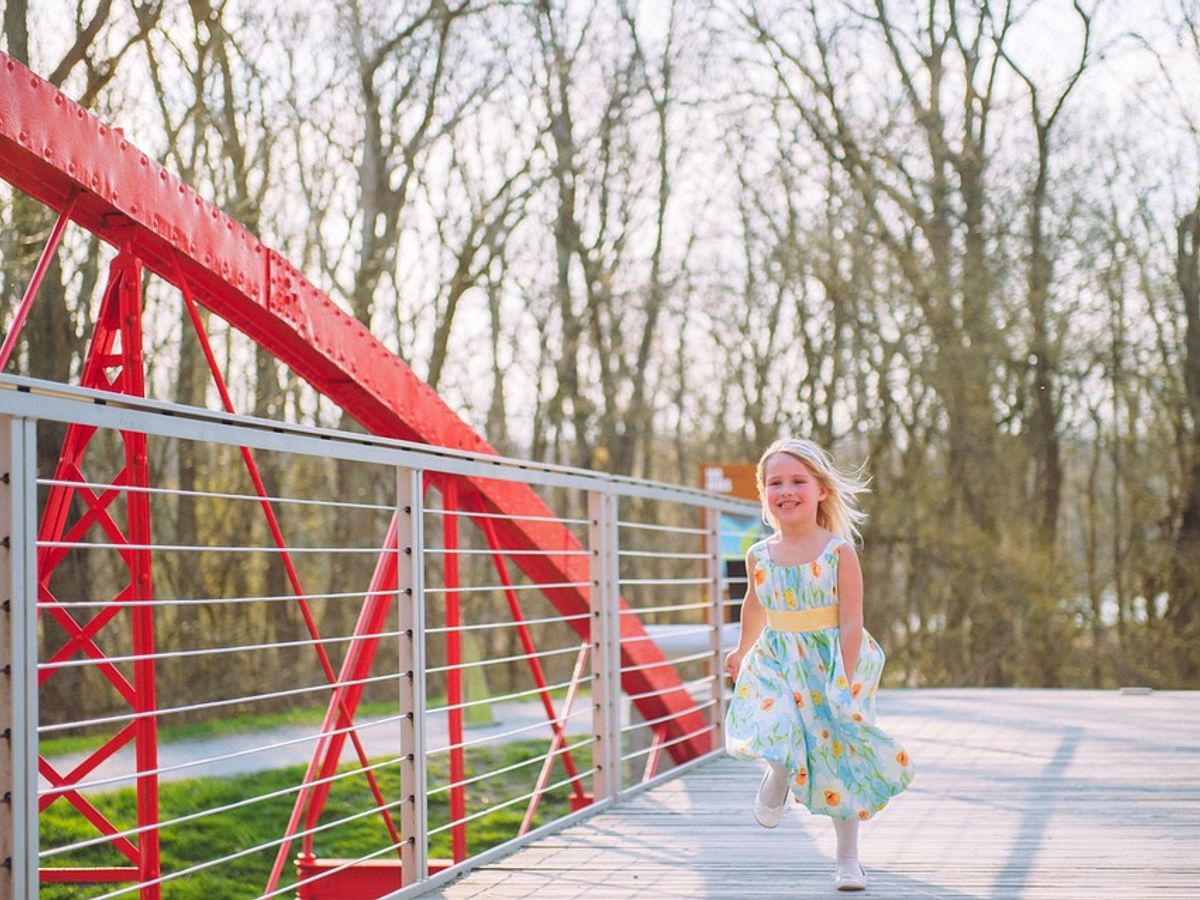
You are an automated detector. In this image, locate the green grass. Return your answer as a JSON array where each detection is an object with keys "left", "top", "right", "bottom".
[{"left": 40, "top": 736, "right": 595, "bottom": 899}]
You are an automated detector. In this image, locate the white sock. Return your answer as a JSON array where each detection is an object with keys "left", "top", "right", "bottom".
[
  {"left": 758, "top": 760, "right": 788, "bottom": 807},
  {"left": 832, "top": 817, "right": 860, "bottom": 866}
]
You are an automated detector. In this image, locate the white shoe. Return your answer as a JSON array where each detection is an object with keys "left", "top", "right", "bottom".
[
  {"left": 834, "top": 861, "right": 867, "bottom": 891},
  {"left": 752, "top": 765, "right": 788, "bottom": 828}
]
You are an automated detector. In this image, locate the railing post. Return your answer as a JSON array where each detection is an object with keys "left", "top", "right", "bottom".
[
  {"left": 397, "top": 467, "right": 427, "bottom": 888},
  {"left": 705, "top": 506, "right": 726, "bottom": 751},
  {"left": 588, "top": 490, "right": 621, "bottom": 804},
  {"left": 1, "top": 414, "right": 38, "bottom": 898}
]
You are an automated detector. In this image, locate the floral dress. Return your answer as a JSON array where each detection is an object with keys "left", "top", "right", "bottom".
[{"left": 724, "top": 535, "right": 913, "bottom": 820}]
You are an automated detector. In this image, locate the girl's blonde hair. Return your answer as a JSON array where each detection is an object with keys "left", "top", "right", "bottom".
[{"left": 756, "top": 438, "right": 870, "bottom": 544}]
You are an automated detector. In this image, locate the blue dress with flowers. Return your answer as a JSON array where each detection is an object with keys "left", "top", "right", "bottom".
[{"left": 724, "top": 536, "right": 913, "bottom": 820}]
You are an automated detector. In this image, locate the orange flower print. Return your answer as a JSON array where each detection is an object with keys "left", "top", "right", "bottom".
[
  {"left": 896, "top": 750, "right": 910, "bottom": 767},
  {"left": 811, "top": 560, "right": 821, "bottom": 578},
  {"left": 824, "top": 789, "right": 841, "bottom": 806},
  {"left": 851, "top": 683, "right": 862, "bottom": 698},
  {"left": 792, "top": 691, "right": 805, "bottom": 708},
  {"left": 754, "top": 568, "right": 766, "bottom": 586},
  {"left": 821, "top": 728, "right": 830, "bottom": 740},
  {"left": 795, "top": 768, "right": 807, "bottom": 787},
  {"left": 817, "top": 663, "right": 826, "bottom": 673},
  {"left": 761, "top": 698, "right": 775, "bottom": 711},
  {"left": 858, "top": 810, "right": 869, "bottom": 821},
  {"left": 852, "top": 712, "right": 864, "bottom": 722}
]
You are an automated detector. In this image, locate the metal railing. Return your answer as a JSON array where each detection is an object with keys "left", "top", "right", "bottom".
[{"left": 0, "top": 375, "right": 761, "bottom": 900}]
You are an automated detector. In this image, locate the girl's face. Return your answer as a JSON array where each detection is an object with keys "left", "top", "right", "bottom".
[{"left": 763, "top": 453, "right": 828, "bottom": 528}]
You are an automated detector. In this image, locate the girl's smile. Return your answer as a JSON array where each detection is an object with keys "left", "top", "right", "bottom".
[{"left": 764, "top": 454, "right": 827, "bottom": 524}]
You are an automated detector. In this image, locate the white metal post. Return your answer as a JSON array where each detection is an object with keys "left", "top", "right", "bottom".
[
  {"left": 1, "top": 414, "right": 37, "bottom": 898},
  {"left": 588, "top": 490, "right": 621, "bottom": 804},
  {"left": 397, "top": 468, "right": 427, "bottom": 888},
  {"left": 705, "top": 506, "right": 726, "bottom": 750}
]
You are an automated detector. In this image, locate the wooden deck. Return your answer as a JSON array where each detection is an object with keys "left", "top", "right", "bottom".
[{"left": 422, "top": 689, "right": 1200, "bottom": 898}]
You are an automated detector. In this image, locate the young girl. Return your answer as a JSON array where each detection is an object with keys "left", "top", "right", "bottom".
[{"left": 723, "top": 438, "right": 913, "bottom": 892}]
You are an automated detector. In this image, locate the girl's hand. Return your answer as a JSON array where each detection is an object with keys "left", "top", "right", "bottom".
[{"left": 723, "top": 647, "right": 746, "bottom": 680}]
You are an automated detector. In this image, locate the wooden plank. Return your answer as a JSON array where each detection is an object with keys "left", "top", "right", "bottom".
[{"left": 420, "top": 689, "right": 1200, "bottom": 898}]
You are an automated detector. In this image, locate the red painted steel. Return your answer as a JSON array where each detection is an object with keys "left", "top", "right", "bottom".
[
  {"left": 0, "top": 51, "right": 713, "bottom": 895},
  {"left": 267, "top": 514, "right": 403, "bottom": 894},
  {"left": 475, "top": 512, "right": 591, "bottom": 813},
  {"left": 295, "top": 855, "right": 454, "bottom": 898},
  {"left": 519, "top": 641, "right": 592, "bottom": 835},
  {"left": 0, "top": 188, "right": 77, "bottom": 369},
  {"left": 35, "top": 249, "right": 161, "bottom": 894},
  {"left": 172, "top": 254, "right": 403, "bottom": 862},
  {"left": 39, "top": 866, "right": 141, "bottom": 882}
]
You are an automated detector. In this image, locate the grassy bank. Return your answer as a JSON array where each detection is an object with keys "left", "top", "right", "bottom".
[{"left": 40, "top": 736, "right": 594, "bottom": 899}]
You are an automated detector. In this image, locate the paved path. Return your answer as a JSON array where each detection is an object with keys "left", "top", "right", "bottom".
[
  {"left": 44, "top": 695, "right": 602, "bottom": 792},
  {"left": 423, "top": 689, "right": 1200, "bottom": 899}
]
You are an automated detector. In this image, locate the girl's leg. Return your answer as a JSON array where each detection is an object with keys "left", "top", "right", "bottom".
[
  {"left": 759, "top": 761, "right": 789, "bottom": 807},
  {"left": 832, "top": 818, "right": 859, "bottom": 864},
  {"left": 832, "top": 818, "right": 867, "bottom": 891},
  {"left": 753, "top": 761, "right": 790, "bottom": 827}
]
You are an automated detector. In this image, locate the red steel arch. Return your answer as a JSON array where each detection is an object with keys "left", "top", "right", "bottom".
[{"left": 0, "top": 52, "right": 712, "bottom": 893}]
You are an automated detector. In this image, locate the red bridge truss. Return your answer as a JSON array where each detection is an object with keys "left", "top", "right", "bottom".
[{"left": 0, "top": 51, "right": 714, "bottom": 897}]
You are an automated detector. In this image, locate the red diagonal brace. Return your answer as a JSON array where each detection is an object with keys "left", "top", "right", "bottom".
[
  {"left": 35, "top": 249, "right": 160, "bottom": 895},
  {"left": 0, "top": 188, "right": 79, "bottom": 369}
]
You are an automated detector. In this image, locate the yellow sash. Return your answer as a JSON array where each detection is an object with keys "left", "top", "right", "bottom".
[{"left": 766, "top": 605, "right": 839, "bottom": 632}]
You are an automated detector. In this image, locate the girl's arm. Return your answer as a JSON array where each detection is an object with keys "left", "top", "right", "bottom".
[
  {"left": 736, "top": 549, "right": 766, "bottom": 652},
  {"left": 723, "top": 548, "right": 766, "bottom": 679},
  {"left": 837, "top": 543, "right": 864, "bottom": 679}
]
